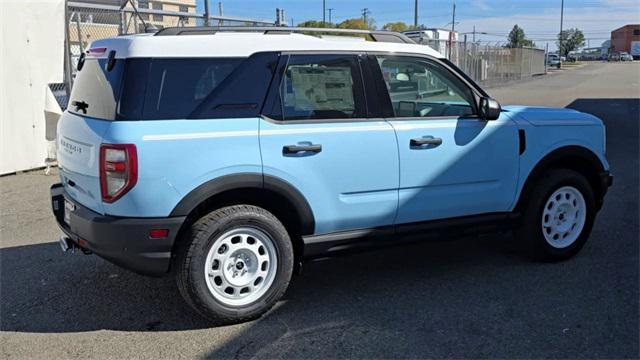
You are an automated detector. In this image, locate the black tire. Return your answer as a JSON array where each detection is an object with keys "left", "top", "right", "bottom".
[
  {"left": 516, "top": 168, "right": 597, "bottom": 261},
  {"left": 175, "top": 205, "right": 294, "bottom": 325}
]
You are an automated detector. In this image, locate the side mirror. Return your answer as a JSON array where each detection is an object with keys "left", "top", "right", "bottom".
[{"left": 480, "top": 97, "right": 501, "bottom": 120}]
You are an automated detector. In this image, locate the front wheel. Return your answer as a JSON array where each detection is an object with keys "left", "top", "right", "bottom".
[
  {"left": 516, "top": 168, "right": 597, "bottom": 261},
  {"left": 175, "top": 205, "right": 294, "bottom": 325}
]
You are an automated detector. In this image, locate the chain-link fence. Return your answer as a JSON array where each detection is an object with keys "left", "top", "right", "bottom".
[
  {"left": 417, "top": 38, "right": 547, "bottom": 88},
  {"left": 64, "top": 1, "right": 276, "bottom": 92}
]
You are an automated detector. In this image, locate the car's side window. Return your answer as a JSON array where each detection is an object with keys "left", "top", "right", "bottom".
[
  {"left": 277, "top": 54, "right": 367, "bottom": 121},
  {"left": 375, "top": 55, "right": 476, "bottom": 118}
]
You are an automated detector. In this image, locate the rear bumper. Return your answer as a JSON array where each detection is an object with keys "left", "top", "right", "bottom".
[{"left": 51, "top": 183, "right": 185, "bottom": 276}]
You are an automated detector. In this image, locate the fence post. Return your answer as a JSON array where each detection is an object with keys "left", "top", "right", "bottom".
[
  {"left": 74, "top": 14, "right": 84, "bottom": 54},
  {"left": 118, "top": 7, "right": 125, "bottom": 34},
  {"left": 203, "top": 0, "right": 210, "bottom": 26},
  {"left": 545, "top": 43, "right": 549, "bottom": 74},
  {"left": 63, "top": 0, "right": 73, "bottom": 94}
]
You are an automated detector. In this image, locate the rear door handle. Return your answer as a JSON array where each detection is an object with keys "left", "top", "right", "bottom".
[
  {"left": 283, "top": 144, "right": 322, "bottom": 154},
  {"left": 410, "top": 137, "right": 442, "bottom": 147}
]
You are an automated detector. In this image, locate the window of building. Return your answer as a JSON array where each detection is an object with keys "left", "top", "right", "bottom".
[
  {"left": 633, "top": 29, "right": 640, "bottom": 36},
  {"left": 137, "top": 0, "right": 149, "bottom": 20},
  {"left": 179, "top": 5, "right": 189, "bottom": 12},
  {"left": 152, "top": 2, "right": 163, "bottom": 22},
  {"left": 277, "top": 54, "right": 366, "bottom": 121}
]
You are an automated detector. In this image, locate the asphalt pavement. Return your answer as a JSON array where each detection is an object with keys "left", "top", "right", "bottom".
[{"left": 1, "top": 62, "right": 638, "bottom": 359}]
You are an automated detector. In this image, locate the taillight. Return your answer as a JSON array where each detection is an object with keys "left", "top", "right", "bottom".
[{"left": 100, "top": 144, "right": 137, "bottom": 203}]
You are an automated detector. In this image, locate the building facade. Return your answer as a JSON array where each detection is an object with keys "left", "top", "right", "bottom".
[{"left": 611, "top": 24, "right": 640, "bottom": 59}]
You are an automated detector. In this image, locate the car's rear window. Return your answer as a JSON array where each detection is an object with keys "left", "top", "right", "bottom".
[
  {"left": 69, "top": 57, "right": 243, "bottom": 120},
  {"left": 68, "top": 58, "right": 125, "bottom": 120}
]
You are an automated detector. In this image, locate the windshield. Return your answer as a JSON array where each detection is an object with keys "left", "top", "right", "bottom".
[{"left": 69, "top": 57, "right": 243, "bottom": 120}]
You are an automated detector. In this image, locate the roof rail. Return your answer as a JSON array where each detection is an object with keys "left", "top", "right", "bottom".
[{"left": 154, "top": 26, "right": 416, "bottom": 44}]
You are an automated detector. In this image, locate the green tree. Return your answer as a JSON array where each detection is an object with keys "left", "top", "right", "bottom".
[
  {"left": 506, "top": 24, "right": 536, "bottom": 48},
  {"left": 297, "top": 20, "right": 328, "bottom": 28},
  {"left": 338, "top": 17, "right": 374, "bottom": 30},
  {"left": 382, "top": 21, "right": 409, "bottom": 32},
  {"left": 557, "top": 28, "right": 585, "bottom": 57}
]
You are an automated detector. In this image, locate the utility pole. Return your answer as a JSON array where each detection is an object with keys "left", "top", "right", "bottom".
[
  {"left": 558, "top": 0, "right": 564, "bottom": 68},
  {"left": 328, "top": 8, "right": 334, "bottom": 25},
  {"left": 472, "top": 25, "right": 476, "bottom": 43},
  {"left": 414, "top": 0, "right": 418, "bottom": 28},
  {"left": 203, "top": 0, "right": 211, "bottom": 26},
  {"left": 449, "top": 2, "right": 456, "bottom": 59},
  {"left": 323, "top": 0, "right": 326, "bottom": 26},
  {"left": 362, "top": 8, "right": 370, "bottom": 27}
]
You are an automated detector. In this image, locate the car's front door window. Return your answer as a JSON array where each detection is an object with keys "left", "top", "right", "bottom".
[{"left": 376, "top": 55, "right": 476, "bottom": 118}]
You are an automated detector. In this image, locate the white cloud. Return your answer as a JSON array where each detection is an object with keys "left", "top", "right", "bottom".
[{"left": 473, "top": 0, "right": 491, "bottom": 11}]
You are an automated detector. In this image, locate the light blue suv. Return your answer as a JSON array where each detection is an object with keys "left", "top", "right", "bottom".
[{"left": 51, "top": 27, "right": 612, "bottom": 324}]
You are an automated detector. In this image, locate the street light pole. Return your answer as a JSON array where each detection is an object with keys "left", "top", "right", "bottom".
[
  {"left": 414, "top": 0, "right": 418, "bottom": 28},
  {"left": 322, "top": 0, "right": 326, "bottom": 26}
]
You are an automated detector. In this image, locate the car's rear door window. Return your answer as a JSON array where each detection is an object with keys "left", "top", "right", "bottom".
[{"left": 274, "top": 54, "right": 367, "bottom": 121}]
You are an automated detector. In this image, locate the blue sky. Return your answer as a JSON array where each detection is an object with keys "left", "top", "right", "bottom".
[{"left": 197, "top": 0, "right": 640, "bottom": 49}]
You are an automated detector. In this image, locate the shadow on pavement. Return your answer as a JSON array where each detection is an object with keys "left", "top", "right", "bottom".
[
  {"left": 0, "top": 242, "right": 211, "bottom": 332},
  {"left": 0, "top": 233, "right": 515, "bottom": 335}
]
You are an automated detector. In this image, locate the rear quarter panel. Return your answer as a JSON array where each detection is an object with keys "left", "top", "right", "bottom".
[{"left": 101, "top": 118, "right": 261, "bottom": 217}]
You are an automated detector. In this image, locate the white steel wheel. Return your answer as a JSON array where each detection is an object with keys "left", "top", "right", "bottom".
[
  {"left": 541, "top": 186, "right": 587, "bottom": 249},
  {"left": 204, "top": 227, "right": 278, "bottom": 307}
]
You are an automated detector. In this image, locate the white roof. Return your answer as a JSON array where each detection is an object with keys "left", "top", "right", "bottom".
[{"left": 89, "top": 32, "right": 444, "bottom": 59}]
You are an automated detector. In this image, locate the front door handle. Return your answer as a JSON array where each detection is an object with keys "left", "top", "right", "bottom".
[
  {"left": 283, "top": 144, "right": 322, "bottom": 154},
  {"left": 410, "top": 137, "right": 442, "bottom": 147}
]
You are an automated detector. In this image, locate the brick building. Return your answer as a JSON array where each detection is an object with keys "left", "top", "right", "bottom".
[{"left": 611, "top": 24, "right": 640, "bottom": 59}]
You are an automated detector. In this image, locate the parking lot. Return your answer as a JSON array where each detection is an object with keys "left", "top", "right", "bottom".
[{"left": 1, "top": 62, "right": 638, "bottom": 359}]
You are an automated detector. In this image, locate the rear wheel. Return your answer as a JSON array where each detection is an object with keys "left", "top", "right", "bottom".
[
  {"left": 516, "top": 168, "right": 596, "bottom": 261},
  {"left": 175, "top": 205, "right": 294, "bottom": 324}
]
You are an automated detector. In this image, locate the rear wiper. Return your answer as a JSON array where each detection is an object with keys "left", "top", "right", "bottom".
[{"left": 71, "top": 100, "right": 89, "bottom": 114}]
